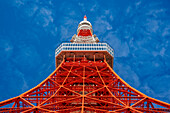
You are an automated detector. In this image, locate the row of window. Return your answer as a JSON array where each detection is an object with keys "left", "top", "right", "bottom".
[
  {"left": 62, "top": 43, "right": 107, "bottom": 46},
  {"left": 55, "top": 43, "right": 114, "bottom": 56},
  {"left": 62, "top": 47, "right": 107, "bottom": 50}
]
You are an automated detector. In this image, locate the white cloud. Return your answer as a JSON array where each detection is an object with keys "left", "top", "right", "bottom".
[
  {"left": 94, "top": 16, "right": 112, "bottom": 35},
  {"left": 14, "top": 0, "right": 24, "bottom": 7},
  {"left": 160, "top": 47, "right": 165, "bottom": 56},
  {"left": 13, "top": 0, "right": 54, "bottom": 28},
  {"left": 142, "top": 75, "right": 170, "bottom": 102},
  {"left": 135, "top": 1, "right": 141, "bottom": 7},
  {"left": 145, "top": 19, "right": 159, "bottom": 33},
  {"left": 90, "top": 4, "right": 98, "bottom": 12},
  {"left": 13, "top": 45, "right": 41, "bottom": 71},
  {"left": 109, "top": 15, "right": 114, "bottom": 21},
  {"left": 115, "top": 62, "right": 140, "bottom": 87},
  {"left": 50, "top": 27, "right": 58, "bottom": 36},
  {"left": 60, "top": 25, "right": 69, "bottom": 40},
  {"left": 104, "top": 32, "right": 130, "bottom": 57},
  {"left": 141, "top": 84, "right": 155, "bottom": 95},
  {"left": 13, "top": 68, "right": 29, "bottom": 92},
  {"left": 68, "top": 11, "right": 76, "bottom": 16},
  {"left": 60, "top": 18, "right": 78, "bottom": 41},
  {"left": 26, "top": 4, "right": 38, "bottom": 17},
  {"left": 162, "top": 26, "right": 170, "bottom": 37},
  {"left": 5, "top": 44, "right": 13, "bottom": 52},
  {"left": 146, "top": 8, "right": 166, "bottom": 18},
  {"left": 0, "top": 39, "right": 13, "bottom": 62},
  {"left": 39, "top": 8, "right": 53, "bottom": 27},
  {"left": 126, "top": 6, "right": 131, "bottom": 14},
  {"left": 22, "top": 79, "right": 29, "bottom": 91}
]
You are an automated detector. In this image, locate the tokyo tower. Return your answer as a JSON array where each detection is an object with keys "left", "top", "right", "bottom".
[{"left": 0, "top": 16, "right": 170, "bottom": 113}]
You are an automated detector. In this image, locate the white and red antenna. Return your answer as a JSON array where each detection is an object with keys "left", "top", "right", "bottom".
[{"left": 84, "top": 15, "right": 87, "bottom": 21}]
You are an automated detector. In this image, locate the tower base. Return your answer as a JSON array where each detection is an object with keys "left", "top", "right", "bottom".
[{"left": 0, "top": 57, "right": 170, "bottom": 112}]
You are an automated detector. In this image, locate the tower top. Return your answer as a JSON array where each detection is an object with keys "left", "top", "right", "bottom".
[
  {"left": 55, "top": 16, "right": 114, "bottom": 68},
  {"left": 71, "top": 16, "right": 98, "bottom": 43}
]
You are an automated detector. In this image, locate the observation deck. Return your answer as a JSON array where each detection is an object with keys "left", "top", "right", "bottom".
[{"left": 55, "top": 42, "right": 114, "bottom": 68}]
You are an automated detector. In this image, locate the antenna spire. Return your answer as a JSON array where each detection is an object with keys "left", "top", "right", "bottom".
[{"left": 84, "top": 15, "right": 87, "bottom": 21}]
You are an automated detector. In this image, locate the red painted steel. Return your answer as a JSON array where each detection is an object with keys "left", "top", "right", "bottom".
[
  {"left": 0, "top": 56, "right": 170, "bottom": 112},
  {"left": 78, "top": 29, "right": 92, "bottom": 36}
]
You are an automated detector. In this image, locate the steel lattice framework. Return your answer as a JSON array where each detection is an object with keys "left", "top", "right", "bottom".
[
  {"left": 0, "top": 57, "right": 170, "bottom": 113},
  {"left": 0, "top": 16, "right": 170, "bottom": 112}
]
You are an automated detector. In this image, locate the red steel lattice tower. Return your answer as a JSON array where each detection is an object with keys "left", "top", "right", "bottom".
[{"left": 0, "top": 16, "right": 170, "bottom": 113}]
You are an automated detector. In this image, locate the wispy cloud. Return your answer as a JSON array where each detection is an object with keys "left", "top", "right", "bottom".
[
  {"left": 13, "top": 0, "right": 54, "bottom": 28},
  {"left": 115, "top": 62, "right": 140, "bottom": 87},
  {"left": 93, "top": 16, "right": 112, "bottom": 35},
  {"left": 38, "top": 8, "right": 53, "bottom": 27},
  {"left": 60, "top": 18, "right": 78, "bottom": 41},
  {"left": 104, "top": 32, "right": 130, "bottom": 57},
  {"left": 0, "top": 38, "right": 13, "bottom": 62}
]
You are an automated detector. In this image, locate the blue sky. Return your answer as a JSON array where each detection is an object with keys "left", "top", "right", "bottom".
[{"left": 0, "top": 0, "right": 170, "bottom": 103}]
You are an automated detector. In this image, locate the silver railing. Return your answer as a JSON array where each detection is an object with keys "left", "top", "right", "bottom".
[{"left": 55, "top": 43, "right": 114, "bottom": 57}]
